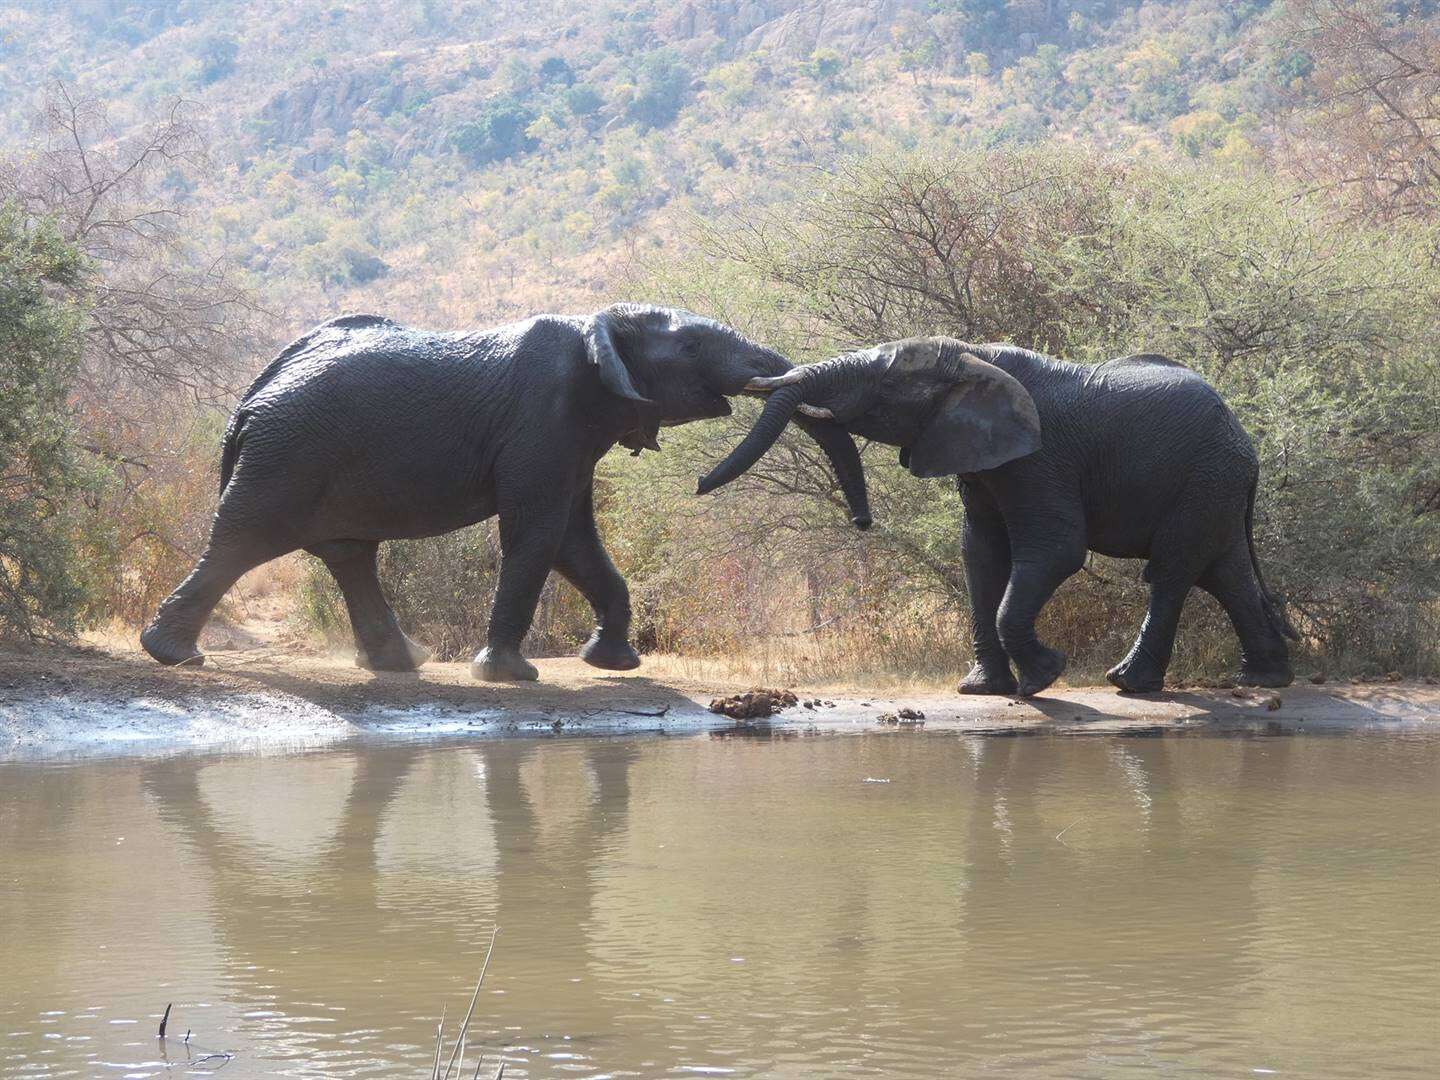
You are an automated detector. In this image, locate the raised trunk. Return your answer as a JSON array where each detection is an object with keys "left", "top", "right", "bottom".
[
  {"left": 703, "top": 355, "right": 871, "bottom": 528},
  {"left": 696, "top": 384, "right": 804, "bottom": 496}
]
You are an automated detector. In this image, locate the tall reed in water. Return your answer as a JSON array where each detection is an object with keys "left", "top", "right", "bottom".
[{"left": 430, "top": 927, "right": 502, "bottom": 1080}]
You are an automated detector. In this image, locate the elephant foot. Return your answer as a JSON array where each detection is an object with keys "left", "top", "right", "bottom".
[
  {"left": 356, "top": 633, "right": 432, "bottom": 673},
  {"left": 958, "top": 662, "right": 1018, "bottom": 696},
  {"left": 1106, "top": 656, "right": 1166, "bottom": 694},
  {"left": 471, "top": 645, "right": 538, "bottom": 682},
  {"left": 140, "top": 623, "right": 205, "bottom": 667},
  {"left": 1238, "top": 663, "right": 1294, "bottom": 688},
  {"left": 1014, "top": 646, "right": 1066, "bottom": 698},
  {"left": 579, "top": 632, "right": 640, "bottom": 671}
]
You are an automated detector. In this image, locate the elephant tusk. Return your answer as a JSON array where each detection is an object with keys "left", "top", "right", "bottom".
[
  {"left": 745, "top": 371, "right": 806, "bottom": 390},
  {"left": 742, "top": 382, "right": 832, "bottom": 416}
]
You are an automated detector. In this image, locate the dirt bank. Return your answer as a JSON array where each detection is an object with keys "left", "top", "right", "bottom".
[{"left": 1, "top": 643, "right": 1437, "bottom": 760}]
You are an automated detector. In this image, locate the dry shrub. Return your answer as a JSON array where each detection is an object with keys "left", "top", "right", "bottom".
[{"left": 77, "top": 418, "right": 224, "bottom": 627}]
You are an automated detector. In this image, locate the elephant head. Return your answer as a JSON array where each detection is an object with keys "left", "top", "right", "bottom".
[
  {"left": 585, "top": 303, "right": 872, "bottom": 528},
  {"left": 697, "top": 337, "right": 1041, "bottom": 495}
]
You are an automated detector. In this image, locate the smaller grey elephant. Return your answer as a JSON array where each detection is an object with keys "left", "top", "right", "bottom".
[{"left": 700, "top": 337, "right": 1297, "bottom": 696}]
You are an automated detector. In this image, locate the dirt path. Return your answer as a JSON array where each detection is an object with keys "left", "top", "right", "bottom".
[{"left": 1, "top": 643, "right": 1436, "bottom": 760}]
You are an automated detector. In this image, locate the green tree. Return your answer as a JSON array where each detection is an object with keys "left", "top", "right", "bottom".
[
  {"left": 563, "top": 82, "right": 604, "bottom": 120},
  {"left": 196, "top": 33, "right": 238, "bottom": 84},
  {"left": 538, "top": 55, "right": 575, "bottom": 86},
  {"left": 804, "top": 49, "right": 844, "bottom": 84},
  {"left": 966, "top": 50, "right": 991, "bottom": 91},
  {"left": 628, "top": 48, "right": 690, "bottom": 128},
  {"left": 0, "top": 204, "right": 99, "bottom": 639},
  {"left": 502, "top": 55, "right": 532, "bottom": 95},
  {"left": 451, "top": 96, "right": 538, "bottom": 165}
]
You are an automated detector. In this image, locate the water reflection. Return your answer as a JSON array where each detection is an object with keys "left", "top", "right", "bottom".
[
  {"left": 1, "top": 733, "right": 1436, "bottom": 1078},
  {"left": 131, "top": 741, "right": 643, "bottom": 1075}
]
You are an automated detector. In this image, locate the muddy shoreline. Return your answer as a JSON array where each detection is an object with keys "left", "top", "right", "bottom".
[{"left": 1, "top": 645, "right": 1436, "bottom": 760}]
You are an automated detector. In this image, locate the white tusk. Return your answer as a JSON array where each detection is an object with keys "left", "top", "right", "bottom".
[
  {"left": 745, "top": 370, "right": 806, "bottom": 390},
  {"left": 797, "top": 404, "right": 834, "bottom": 419}
]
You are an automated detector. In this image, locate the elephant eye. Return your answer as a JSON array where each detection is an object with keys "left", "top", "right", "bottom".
[{"left": 680, "top": 339, "right": 702, "bottom": 358}]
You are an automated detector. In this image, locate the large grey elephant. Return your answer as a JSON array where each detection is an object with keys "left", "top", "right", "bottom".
[
  {"left": 699, "top": 337, "right": 1297, "bottom": 696},
  {"left": 141, "top": 306, "right": 871, "bottom": 681}
]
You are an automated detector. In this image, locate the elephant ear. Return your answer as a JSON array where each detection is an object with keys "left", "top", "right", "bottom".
[
  {"left": 618, "top": 421, "right": 662, "bottom": 456},
  {"left": 897, "top": 340, "right": 1042, "bottom": 478},
  {"left": 584, "top": 305, "right": 654, "bottom": 404}
]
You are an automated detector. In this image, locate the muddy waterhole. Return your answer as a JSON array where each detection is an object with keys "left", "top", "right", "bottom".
[{"left": 2, "top": 731, "right": 1437, "bottom": 1078}]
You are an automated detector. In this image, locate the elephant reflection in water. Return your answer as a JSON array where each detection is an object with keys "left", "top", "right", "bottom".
[
  {"left": 141, "top": 739, "right": 641, "bottom": 1067},
  {"left": 947, "top": 734, "right": 1295, "bottom": 1060}
]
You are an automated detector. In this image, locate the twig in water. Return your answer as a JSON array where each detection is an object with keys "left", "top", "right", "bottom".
[
  {"left": 1055, "top": 819, "right": 1081, "bottom": 843},
  {"left": 155, "top": 1005, "right": 234, "bottom": 1069},
  {"left": 440, "top": 926, "right": 500, "bottom": 1080},
  {"left": 430, "top": 1005, "right": 446, "bottom": 1080}
]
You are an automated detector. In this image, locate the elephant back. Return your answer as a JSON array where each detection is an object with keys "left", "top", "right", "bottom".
[{"left": 239, "top": 313, "right": 397, "bottom": 408}]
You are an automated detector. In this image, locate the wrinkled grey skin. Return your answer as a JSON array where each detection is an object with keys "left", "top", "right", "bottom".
[
  {"left": 141, "top": 305, "right": 870, "bottom": 681},
  {"left": 701, "top": 337, "right": 1296, "bottom": 696}
]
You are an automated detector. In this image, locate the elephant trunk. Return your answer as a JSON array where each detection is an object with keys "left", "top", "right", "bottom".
[
  {"left": 791, "top": 413, "right": 872, "bottom": 529},
  {"left": 696, "top": 360, "right": 873, "bottom": 529},
  {"left": 696, "top": 383, "right": 805, "bottom": 496}
]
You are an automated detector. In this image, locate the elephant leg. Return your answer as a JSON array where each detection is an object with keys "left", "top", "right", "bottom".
[
  {"left": 308, "top": 540, "right": 430, "bottom": 672},
  {"left": 996, "top": 531, "right": 1085, "bottom": 697},
  {"left": 553, "top": 488, "right": 639, "bottom": 672},
  {"left": 958, "top": 508, "right": 1017, "bottom": 696},
  {"left": 1106, "top": 566, "right": 1196, "bottom": 693},
  {"left": 472, "top": 480, "right": 575, "bottom": 682},
  {"left": 1198, "top": 542, "right": 1293, "bottom": 687},
  {"left": 140, "top": 518, "right": 291, "bottom": 667}
]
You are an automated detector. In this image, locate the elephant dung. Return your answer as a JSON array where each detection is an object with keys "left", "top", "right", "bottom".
[
  {"left": 708, "top": 687, "right": 799, "bottom": 720},
  {"left": 877, "top": 708, "right": 926, "bottom": 727}
]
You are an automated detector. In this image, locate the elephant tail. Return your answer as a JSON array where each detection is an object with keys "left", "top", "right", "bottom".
[
  {"left": 1245, "top": 476, "right": 1299, "bottom": 641},
  {"left": 217, "top": 408, "right": 248, "bottom": 496},
  {"left": 216, "top": 336, "right": 299, "bottom": 496}
]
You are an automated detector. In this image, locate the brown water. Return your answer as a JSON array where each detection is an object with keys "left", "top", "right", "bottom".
[{"left": 1, "top": 732, "right": 1437, "bottom": 1079}]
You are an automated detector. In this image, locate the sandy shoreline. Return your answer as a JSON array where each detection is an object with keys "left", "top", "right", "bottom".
[{"left": 1, "top": 645, "right": 1436, "bottom": 760}]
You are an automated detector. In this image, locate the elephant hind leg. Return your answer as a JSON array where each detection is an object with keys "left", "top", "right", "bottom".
[
  {"left": 1198, "top": 542, "right": 1293, "bottom": 687},
  {"left": 308, "top": 539, "right": 430, "bottom": 672},
  {"left": 1108, "top": 491, "right": 1247, "bottom": 693},
  {"left": 141, "top": 523, "right": 292, "bottom": 667},
  {"left": 1106, "top": 569, "right": 1196, "bottom": 693}
]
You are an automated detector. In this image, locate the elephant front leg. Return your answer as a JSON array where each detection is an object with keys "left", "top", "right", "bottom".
[
  {"left": 473, "top": 492, "right": 573, "bottom": 682},
  {"left": 997, "top": 541, "right": 1085, "bottom": 697},
  {"left": 553, "top": 488, "right": 640, "bottom": 672},
  {"left": 958, "top": 510, "right": 1018, "bottom": 696}
]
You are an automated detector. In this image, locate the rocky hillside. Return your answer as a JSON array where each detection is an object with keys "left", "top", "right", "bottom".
[{"left": 0, "top": 0, "right": 1297, "bottom": 336}]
